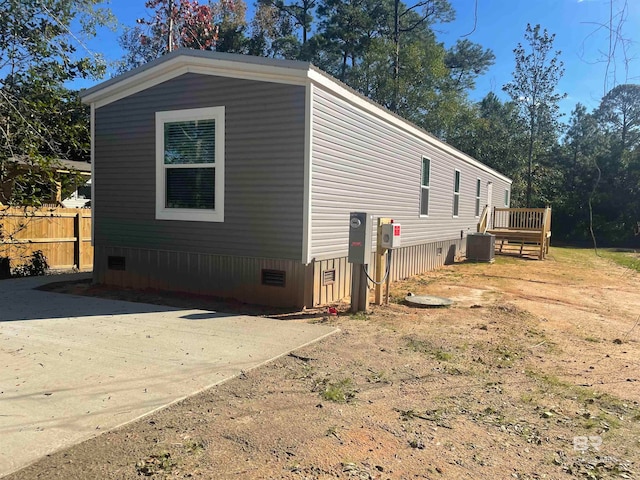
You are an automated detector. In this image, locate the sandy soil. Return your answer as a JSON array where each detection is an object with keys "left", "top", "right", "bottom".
[{"left": 8, "top": 247, "right": 640, "bottom": 479}]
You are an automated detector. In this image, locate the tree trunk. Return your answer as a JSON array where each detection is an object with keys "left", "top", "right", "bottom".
[
  {"left": 392, "top": 0, "right": 400, "bottom": 113},
  {"left": 167, "top": 0, "right": 175, "bottom": 52},
  {"left": 340, "top": 50, "right": 347, "bottom": 82},
  {"left": 526, "top": 116, "right": 534, "bottom": 207}
]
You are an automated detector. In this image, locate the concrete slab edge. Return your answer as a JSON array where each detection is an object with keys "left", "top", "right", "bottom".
[{"left": 3, "top": 327, "right": 340, "bottom": 479}]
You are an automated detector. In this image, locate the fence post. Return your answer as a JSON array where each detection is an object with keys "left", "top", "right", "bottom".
[{"left": 74, "top": 211, "right": 82, "bottom": 270}]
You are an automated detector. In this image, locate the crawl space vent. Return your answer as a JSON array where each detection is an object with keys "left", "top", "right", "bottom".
[
  {"left": 107, "top": 256, "right": 126, "bottom": 271},
  {"left": 261, "top": 269, "right": 286, "bottom": 287},
  {"left": 322, "top": 269, "right": 336, "bottom": 286}
]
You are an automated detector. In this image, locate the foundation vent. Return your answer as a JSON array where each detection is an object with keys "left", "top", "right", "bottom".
[
  {"left": 322, "top": 269, "right": 336, "bottom": 286},
  {"left": 107, "top": 256, "right": 126, "bottom": 271},
  {"left": 261, "top": 269, "right": 286, "bottom": 287}
]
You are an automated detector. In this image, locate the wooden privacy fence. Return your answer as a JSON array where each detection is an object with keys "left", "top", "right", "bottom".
[{"left": 0, "top": 206, "right": 92, "bottom": 271}]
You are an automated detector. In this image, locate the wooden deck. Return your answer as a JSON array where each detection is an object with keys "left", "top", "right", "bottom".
[{"left": 478, "top": 207, "right": 552, "bottom": 260}]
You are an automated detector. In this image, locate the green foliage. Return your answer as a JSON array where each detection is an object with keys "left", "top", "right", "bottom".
[
  {"left": 12, "top": 250, "right": 49, "bottom": 277},
  {"left": 320, "top": 378, "right": 356, "bottom": 403},
  {"left": 503, "top": 23, "right": 566, "bottom": 208},
  {"left": 118, "top": 0, "right": 249, "bottom": 73},
  {"left": 596, "top": 84, "right": 640, "bottom": 151},
  {"left": 445, "top": 39, "right": 495, "bottom": 92},
  {"left": 601, "top": 250, "right": 640, "bottom": 273},
  {"left": 135, "top": 452, "right": 176, "bottom": 476},
  {"left": 405, "top": 336, "right": 453, "bottom": 361},
  {"left": 1, "top": 0, "right": 112, "bottom": 205}
]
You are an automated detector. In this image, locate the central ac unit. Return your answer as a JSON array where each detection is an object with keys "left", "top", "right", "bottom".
[{"left": 466, "top": 233, "right": 495, "bottom": 262}]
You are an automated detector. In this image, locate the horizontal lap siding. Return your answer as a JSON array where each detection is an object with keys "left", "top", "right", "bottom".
[
  {"left": 94, "top": 73, "right": 306, "bottom": 259},
  {"left": 311, "top": 86, "right": 511, "bottom": 260}
]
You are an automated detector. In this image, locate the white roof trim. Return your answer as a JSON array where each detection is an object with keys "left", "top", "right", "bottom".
[
  {"left": 83, "top": 51, "right": 511, "bottom": 184},
  {"left": 83, "top": 54, "right": 309, "bottom": 108}
]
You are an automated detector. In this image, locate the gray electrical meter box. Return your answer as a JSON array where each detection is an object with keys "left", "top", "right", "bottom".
[{"left": 348, "top": 212, "right": 372, "bottom": 264}]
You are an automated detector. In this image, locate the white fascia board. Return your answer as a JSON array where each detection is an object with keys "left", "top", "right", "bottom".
[
  {"left": 90, "top": 103, "right": 95, "bottom": 246},
  {"left": 306, "top": 69, "right": 512, "bottom": 185},
  {"left": 302, "top": 83, "right": 314, "bottom": 265},
  {"left": 86, "top": 55, "right": 309, "bottom": 109}
]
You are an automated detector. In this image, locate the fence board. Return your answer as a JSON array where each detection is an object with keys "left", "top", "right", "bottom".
[{"left": 0, "top": 206, "right": 93, "bottom": 271}]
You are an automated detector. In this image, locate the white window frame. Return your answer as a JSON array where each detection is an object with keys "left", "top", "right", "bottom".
[
  {"left": 453, "top": 169, "right": 461, "bottom": 217},
  {"left": 155, "top": 106, "right": 225, "bottom": 222},
  {"left": 475, "top": 178, "right": 481, "bottom": 217},
  {"left": 420, "top": 156, "right": 431, "bottom": 217}
]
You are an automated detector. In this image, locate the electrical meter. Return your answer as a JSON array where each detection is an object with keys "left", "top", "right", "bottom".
[
  {"left": 380, "top": 223, "right": 401, "bottom": 249},
  {"left": 348, "top": 212, "right": 372, "bottom": 264}
]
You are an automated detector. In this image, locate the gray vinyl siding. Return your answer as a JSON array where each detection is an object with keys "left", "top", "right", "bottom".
[
  {"left": 310, "top": 86, "right": 511, "bottom": 260},
  {"left": 94, "top": 73, "right": 305, "bottom": 259}
]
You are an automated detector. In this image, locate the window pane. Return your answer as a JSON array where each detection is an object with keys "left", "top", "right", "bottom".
[
  {"left": 453, "top": 195, "right": 459, "bottom": 216},
  {"left": 476, "top": 179, "right": 481, "bottom": 197},
  {"left": 422, "top": 158, "right": 430, "bottom": 186},
  {"left": 454, "top": 171, "right": 460, "bottom": 193},
  {"left": 164, "top": 119, "right": 215, "bottom": 165},
  {"left": 505, "top": 189, "right": 509, "bottom": 206},
  {"left": 166, "top": 168, "right": 215, "bottom": 209},
  {"left": 475, "top": 197, "right": 480, "bottom": 216},
  {"left": 78, "top": 185, "right": 91, "bottom": 199},
  {"left": 421, "top": 188, "right": 429, "bottom": 215}
]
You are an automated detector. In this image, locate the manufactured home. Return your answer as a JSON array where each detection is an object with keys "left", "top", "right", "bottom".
[{"left": 81, "top": 49, "right": 511, "bottom": 308}]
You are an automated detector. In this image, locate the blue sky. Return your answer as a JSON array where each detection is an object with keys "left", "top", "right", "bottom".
[{"left": 78, "top": 0, "right": 639, "bottom": 117}]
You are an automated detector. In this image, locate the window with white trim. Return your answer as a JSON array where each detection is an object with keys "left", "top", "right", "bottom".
[
  {"left": 420, "top": 157, "right": 430, "bottom": 216},
  {"left": 156, "top": 106, "right": 225, "bottom": 222},
  {"left": 504, "top": 189, "right": 509, "bottom": 206},
  {"left": 453, "top": 169, "right": 461, "bottom": 217},
  {"left": 475, "top": 178, "right": 481, "bottom": 217}
]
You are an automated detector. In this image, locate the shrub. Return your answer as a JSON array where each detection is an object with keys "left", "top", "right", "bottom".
[{"left": 12, "top": 250, "right": 49, "bottom": 277}]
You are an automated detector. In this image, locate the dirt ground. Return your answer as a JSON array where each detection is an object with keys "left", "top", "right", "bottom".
[{"left": 8, "top": 247, "right": 640, "bottom": 479}]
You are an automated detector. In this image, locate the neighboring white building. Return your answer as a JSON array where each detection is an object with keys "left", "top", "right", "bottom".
[{"left": 62, "top": 178, "right": 91, "bottom": 209}]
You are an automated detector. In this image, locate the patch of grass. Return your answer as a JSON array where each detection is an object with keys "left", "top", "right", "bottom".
[
  {"left": 397, "top": 408, "right": 451, "bottom": 428},
  {"left": 325, "top": 425, "right": 341, "bottom": 439},
  {"left": 584, "top": 336, "right": 600, "bottom": 343},
  {"left": 602, "top": 249, "right": 640, "bottom": 273},
  {"left": 320, "top": 378, "right": 356, "bottom": 403},
  {"left": 408, "top": 437, "right": 425, "bottom": 449},
  {"left": 183, "top": 439, "right": 206, "bottom": 454},
  {"left": 525, "top": 369, "right": 638, "bottom": 429},
  {"left": 366, "top": 369, "right": 390, "bottom": 384},
  {"left": 135, "top": 452, "right": 176, "bottom": 476},
  {"left": 526, "top": 370, "right": 566, "bottom": 388},
  {"left": 349, "top": 311, "right": 369, "bottom": 321},
  {"left": 525, "top": 327, "right": 546, "bottom": 338},
  {"left": 405, "top": 336, "right": 453, "bottom": 362},
  {"left": 492, "top": 344, "right": 521, "bottom": 367}
]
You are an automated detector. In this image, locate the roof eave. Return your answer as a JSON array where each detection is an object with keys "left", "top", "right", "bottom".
[{"left": 81, "top": 49, "right": 312, "bottom": 106}]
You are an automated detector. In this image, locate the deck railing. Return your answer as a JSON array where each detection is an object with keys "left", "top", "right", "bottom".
[
  {"left": 492, "top": 207, "right": 548, "bottom": 231},
  {"left": 487, "top": 207, "right": 552, "bottom": 260},
  {"left": 477, "top": 205, "right": 489, "bottom": 233}
]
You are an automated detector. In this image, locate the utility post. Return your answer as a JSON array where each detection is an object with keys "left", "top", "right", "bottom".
[
  {"left": 374, "top": 217, "right": 392, "bottom": 305},
  {"left": 348, "top": 212, "right": 372, "bottom": 313}
]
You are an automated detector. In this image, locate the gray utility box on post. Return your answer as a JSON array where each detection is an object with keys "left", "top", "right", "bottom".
[
  {"left": 466, "top": 233, "right": 495, "bottom": 263},
  {"left": 348, "top": 212, "right": 372, "bottom": 264}
]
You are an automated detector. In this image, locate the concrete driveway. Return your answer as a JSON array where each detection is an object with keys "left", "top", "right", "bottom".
[{"left": 0, "top": 274, "right": 338, "bottom": 477}]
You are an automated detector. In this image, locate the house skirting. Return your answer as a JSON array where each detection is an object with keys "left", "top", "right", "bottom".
[
  {"left": 94, "top": 238, "right": 465, "bottom": 309},
  {"left": 312, "top": 238, "right": 464, "bottom": 306}
]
